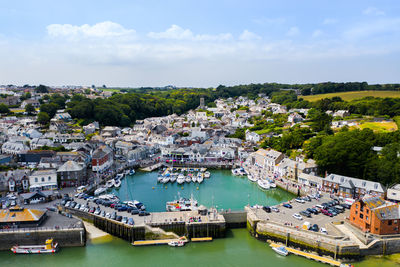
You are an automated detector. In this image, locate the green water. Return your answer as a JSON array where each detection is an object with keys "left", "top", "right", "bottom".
[
  {"left": 110, "top": 170, "right": 294, "bottom": 211},
  {"left": 0, "top": 170, "right": 398, "bottom": 266},
  {"left": 1, "top": 229, "right": 398, "bottom": 267}
]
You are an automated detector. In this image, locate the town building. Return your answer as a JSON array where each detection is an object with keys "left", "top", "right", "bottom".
[
  {"left": 29, "top": 169, "right": 58, "bottom": 191},
  {"left": 323, "top": 174, "right": 385, "bottom": 199},
  {"left": 92, "top": 145, "right": 113, "bottom": 172},
  {"left": 350, "top": 196, "right": 400, "bottom": 235},
  {"left": 57, "top": 160, "right": 87, "bottom": 187},
  {"left": 387, "top": 184, "right": 400, "bottom": 202}
]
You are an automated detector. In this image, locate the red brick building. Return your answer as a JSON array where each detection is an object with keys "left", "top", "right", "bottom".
[{"left": 349, "top": 196, "right": 400, "bottom": 235}]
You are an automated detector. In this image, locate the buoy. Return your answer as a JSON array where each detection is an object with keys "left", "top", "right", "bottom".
[
  {"left": 197, "top": 187, "right": 199, "bottom": 190},
  {"left": 152, "top": 187, "right": 155, "bottom": 189},
  {"left": 181, "top": 187, "right": 184, "bottom": 190},
  {"left": 165, "top": 186, "right": 168, "bottom": 189}
]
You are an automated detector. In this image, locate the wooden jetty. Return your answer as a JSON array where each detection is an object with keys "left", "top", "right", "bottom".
[
  {"left": 133, "top": 237, "right": 187, "bottom": 246},
  {"left": 269, "top": 242, "right": 342, "bottom": 266}
]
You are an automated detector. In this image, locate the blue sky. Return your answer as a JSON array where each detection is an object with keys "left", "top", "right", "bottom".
[{"left": 0, "top": 0, "right": 399, "bottom": 87}]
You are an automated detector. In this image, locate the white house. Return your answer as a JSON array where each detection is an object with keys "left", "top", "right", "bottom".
[
  {"left": 29, "top": 169, "right": 58, "bottom": 191},
  {"left": 245, "top": 130, "right": 260, "bottom": 143}
]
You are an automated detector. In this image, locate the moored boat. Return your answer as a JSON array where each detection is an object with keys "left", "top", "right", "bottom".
[
  {"left": 247, "top": 175, "right": 258, "bottom": 182},
  {"left": 11, "top": 238, "right": 59, "bottom": 254},
  {"left": 114, "top": 179, "right": 121, "bottom": 188},
  {"left": 257, "top": 179, "right": 270, "bottom": 190},
  {"left": 106, "top": 179, "right": 115, "bottom": 188},
  {"left": 94, "top": 186, "right": 107, "bottom": 195},
  {"left": 185, "top": 175, "right": 191, "bottom": 183},
  {"left": 166, "top": 195, "right": 198, "bottom": 212},
  {"left": 204, "top": 171, "right": 210, "bottom": 178},
  {"left": 272, "top": 246, "right": 289, "bottom": 256},
  {"left": 168, "top": 240, "right": 185, "bottom": 247},
  {"left": 129, "top": 169, "right": 135, "bottom": 175}
]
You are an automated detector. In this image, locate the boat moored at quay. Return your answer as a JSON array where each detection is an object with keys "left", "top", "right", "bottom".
[{"left": 11, "top": 239, "right": 59, "bottom": 254}]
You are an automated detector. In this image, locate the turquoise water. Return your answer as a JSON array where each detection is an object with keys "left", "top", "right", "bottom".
[
  {"left": 110, "top": 170, "right": 294, "bottom": 211},
  {"left": 0, "top": 170, "right": 398, "bottom": 266}
]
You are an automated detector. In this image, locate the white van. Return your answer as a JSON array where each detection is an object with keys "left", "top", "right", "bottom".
[{"left": 76, "top": 186, "right": 87, "bottom": 193}]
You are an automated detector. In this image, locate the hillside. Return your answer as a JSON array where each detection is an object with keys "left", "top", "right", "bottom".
[{"left": 302, "top": 91, "right": 400, "bottom": 102}]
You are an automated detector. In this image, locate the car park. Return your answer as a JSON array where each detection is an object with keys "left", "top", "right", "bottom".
[{"left": 292, "top": 213, "right": 303, "bottom": 220}]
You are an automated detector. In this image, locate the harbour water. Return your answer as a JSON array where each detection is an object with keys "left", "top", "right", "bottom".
[
  {"left": 0, "top": 170, "right": 398, "bottom": 266},
  {"left": 110, "top": 170, "right": 294, "bottom": 211}
]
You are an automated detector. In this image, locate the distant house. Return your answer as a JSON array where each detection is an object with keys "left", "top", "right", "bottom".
[
  {"left": 287, "top": 112, "right": 304, "bottom": 123},
  {"left": 21, "top": 99, "right": 40, "bottom": 109},
  {"left": 387, "top": 184, "right": 400, "bottom": 202},
  {"left": 333, "top": 110, "right": 350, "bottom": 118},
  {"left": 350, "top": 196, "right": 400, "bottom": 235},
  {"left": 245, "top": 130, "right": 260, "bottom": 143},
  {"left": 6, "top": 170, "right": 30, "bottom": 192},
  {"left": 29, "top": 169, "right": 58, "bottom": 191},
  {"left": 92, "top": 145, "right": 113, "bottom": 172},
  {"left": 115, "top": 141, "right": 134, "bottom": 156},
  {"left": 1, "top": 141, "right": 29, "bottom": 155}
]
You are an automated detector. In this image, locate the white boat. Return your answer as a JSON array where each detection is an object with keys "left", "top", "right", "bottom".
[
  {"left": 192, "top": 175, "right": 197, "bottom": 183},
  {"left": 257, "top": 179, "right": 270, "bottom": 190},
  {"left": 177, "top": 175, "right": 185, "bottom": 184},
  {"left": 162, "top": 176, "right": 170, "bottom": 183},
  {"left": 168, "top": 240, "right": 185, "bottom": 247},
  {"left": 114, "top": 179, "right": 121, "bottom": 188},
  {"left": 170, "top": 174, "right": 177, "bottom": 183},
  {"left": 106, "top": 179, "right": 115, "bottom": 188},
  {"left": 94, "top": 186, "right": 107, "bottom": 195},
  {"left": 272, "top": 246, "right": 289, "bottom": 256},
  {"left": 269, "top": 182, "right": 276, "bottom": 188},
  {"left": 232, "top": 169, "right": 240, "bottom": 176},
  {"left": 157, "top": 175, "right": 164, "bottom": 183},
  {"left": 11, "top": 238, "right": 59, "bottom": 254},
  {"left": 133, "top": 200, "right": 146, "bottom": 210},
  {"left": 185, "top": 176, "right": 191, "bottom": 183},
  {"left": 247, "top": 175, "right": 258, "bottom": 182},
  {"left": 129, "top": 169, "right": 135, "bottom": 175},
  {"left": 197, "top": 176, "right": 204, "bottom": 183},
  {"left": 204, "top": 171, "right": 210, "bottom": 178},
  {"left": 116, "top": 173, "right": 124, "bottom": 180}
]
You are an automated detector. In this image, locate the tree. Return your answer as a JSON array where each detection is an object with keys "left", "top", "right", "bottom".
[
  {"left": 35, "top": 84, "right": 49, "bottom": 93},
  {"left": 0, "top": 103, "right": 9, "bottom": 114},
  {"left": 25, "top": 103, "right": 35, "bottom": 114},
  {"left": 37, "top": 112, "right": 50, "bottom": 124},
  {"left": 307, "top": 108, "right": 332, "bottom": 133}
]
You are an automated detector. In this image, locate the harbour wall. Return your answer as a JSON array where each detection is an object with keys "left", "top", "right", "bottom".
[
  {"left": 64, "top": 207, "right": 226, "bottom": 241},
  {"left": 221, "top": 211, "right": 247, "bottom": 228},
  {"left": 246, "top": 210, "right": 360, "bottom": 260},
  {"left": 0, "top": 226, "right": 86, "bottom": 251}
]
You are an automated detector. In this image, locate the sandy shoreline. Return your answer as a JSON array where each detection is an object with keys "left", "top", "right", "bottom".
[{"left": 83, "top": 221, "right": 110, "bottom": 240}]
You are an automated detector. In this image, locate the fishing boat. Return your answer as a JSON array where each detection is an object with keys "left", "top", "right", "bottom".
[
  {"left": 247, "top": 175, "right": 258, "bottom": 182},
  {"left": 257, "top": 179, "right": 270, "bottom": 190},
  {"left": 269, "top": 182, "right": 276, "bottom": 188},
  {"left": 129, "top": 169, "right": 135, "bottom": 175},
  {"left": 185, "top": 175, "right": 191, "bottom": 183},
  {"left": 106, "top": 179, "right": 115, "bottom": 188},
  {"left": 168, "top": 240, "right": 185, "bottom": 247},
  {"left": 94, "top": 186, "right": 107, "bottom": 195},
  {"left": 114, "top": 179, "right": 121, "bottom": 188},
  {"left": 272, "top": 246, "right": 289, "bottom": 256},
  {"left": 166, "top": 195, "right": 198, "bottom": 212},
  {"left": 157, "top": 175, "right": 164, "bottom": 183},
  {"left": 204, "top": 171, "right": 210, "bottom": 178},
  {"left": 11, "top": 238, "right": 59, "bottom": 254},
  {"left": 170, "top": 174, "right": 177, "bottom": 183},
  {"left": 162, "top": 176, "right": 170, "bottom": 183}
]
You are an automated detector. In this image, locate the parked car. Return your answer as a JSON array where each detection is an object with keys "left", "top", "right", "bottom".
[
  {"left": 310, "top": 224, "right": 319, "bottom": 232},
  {"left": 340, "top": 203, "right": 351, "bottom": 209},
  {"left": 303, "top": 196, "right": 311, "bottom": 202},
  {"left": 131, "top": 208, "right": 139, "bottom": 215},
  {"left": 122, "top": 216, "right": 128, "bottom": 224},
  {"left": 262, "top": 206, "right": 271, "bottom": 213},
  {"left": 139, "top": 211, "right": 150, "bottom": 216},
  {"left": 101, "top": 210, "right": 106, "bottom": 217},
  {"left": 321, "top": 209, "right": 333, "bottom": 217},
  {"left": 116, "top": 215, "right": 122, "bottom": 222},
  {"left": 105, "top": 212, "right": 111, "bottom": 218},
  {"left": 320, "top": 228, "right": 328, "bottom": 234},
  {"left": 118, "top": 205, "right": 128, "bottom": 212},
  {"left": 94, "top": 208, "right": 101, "bottom": 215},
  {"left": 128, "top": 218, "right": 134, "bottom": 225},
  {"left": 271, "top": 207, "right": 280, "bottom": 212},
  {"left": 111, "top": 212, "right": 117, "bottom": 220},
  {"left": 307, "top": 208, "right": 317, "bottom": 214},
  {"left": 75, "top": 203, "right": 81, "bottom": 210},
  {"left": 292, "top": 213, "right": 303, "bottom": 220},
  {"left": 283, "top": 203, "right": 292, "bottom": 209},
  {"left": 315, "top": 204, "right": 324, "bottom": 209},
  {"left": 295, "top": 198, "right": 305, "bottom": 204},
  {"left": 300, "top": 211, "right": 311, "bottom": 218}
]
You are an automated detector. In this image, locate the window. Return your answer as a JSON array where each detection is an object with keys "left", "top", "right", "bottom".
[
  {"left": 353, "top": 217, "right": 355, "bottom": 221},
  {"left": 366, "top": 209, "right": 369, "bottom": 214},
  {"left": 35, "top": 178, "right": 38, "bottom": 183},
  {"left": 48, "top": 176, "right": 51, "bottom": 181},
  {"left": 389, "top": 220, "right": 393, "bottom": 226},
  {"left": 41, "top": 177, "right": 44, "bottom": 182},
  {"left": 366, "top": 216, "right": 369, "bottom": 221},
  {"left": 360, "top": 214, "right": 363, "bottom": 219},
  {"left": 356, "top": 204, "right": 359, "bottom": 209},
  {"left": 355, "top": 211, "right": 358, "bottom": 215}
]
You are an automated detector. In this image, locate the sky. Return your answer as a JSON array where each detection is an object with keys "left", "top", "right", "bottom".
[{"left": 0, "top": 0, "right": 399, "bottom": 87}]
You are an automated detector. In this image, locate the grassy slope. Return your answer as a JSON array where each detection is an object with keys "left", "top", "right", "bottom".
[{"left": 302, "top": 91, "right": 400, "bottom": 102}]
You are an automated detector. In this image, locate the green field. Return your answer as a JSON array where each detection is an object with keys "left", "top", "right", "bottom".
[
  {"left": 351, "top": 121, "right": 398, "bottom": 132},
  {"left": 101, "top": 88, "right": 121, "bottom": 92},
  {"left": 302, "top": 91, "right": 400, "bottom": 102}
]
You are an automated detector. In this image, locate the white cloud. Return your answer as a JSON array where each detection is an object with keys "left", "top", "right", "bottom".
[
  {"left": 344, "top": 18, "right": 400, "bottom": 40},
  {"left": 363, "top": 7, "right": 385, "bottom": 16},
  {"left": 47, "top": 21, "right": 135, "bottom": 40},
  {"left": 323, "top": 18, "right": 337, "bottom": 25},
  {"left": 312, "top": 30, "right": 323, "bottom": 38},
  {"left": 147, "top": 24, "right": 232, "bottom": 41},
  {"left": 239, "top": 30, "right": 261, "bottom": 41},
  {"left": 286, "top": 27, "right": 300, "bottom": 37}
]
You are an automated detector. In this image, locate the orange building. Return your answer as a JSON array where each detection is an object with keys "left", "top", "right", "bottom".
[{"left": 349, "top": 196, "right": 400, "bottom": 235}]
